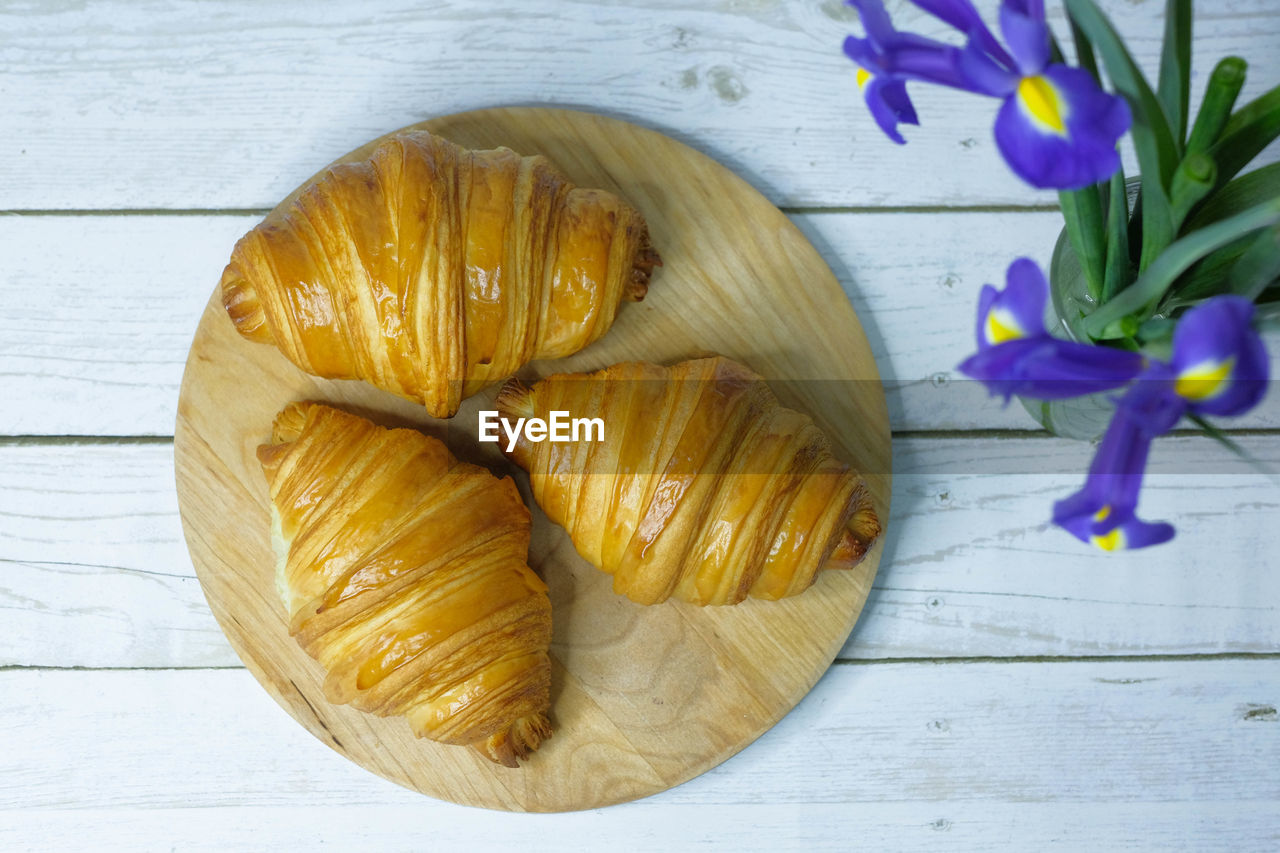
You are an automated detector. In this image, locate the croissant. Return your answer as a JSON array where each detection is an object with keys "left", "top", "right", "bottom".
[
  {"left": 495, "top": 356, "right": 881, "bottom": 606},
  {"left": 256, "top": 401, "right": 552, "bottom": 766},
  {"left": 222, "top": 130, "right": 660, "bottom": 417}
]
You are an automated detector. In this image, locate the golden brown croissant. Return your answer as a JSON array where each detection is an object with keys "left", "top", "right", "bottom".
[
  {"left": 222, "top": 130, "right": 660, "bottom": 417},
  {"left": 495, "top": 356, "right": 881, "bottom": 606},
  {"left": 256, "top": 401, "right": 552, "bottom": 766}
]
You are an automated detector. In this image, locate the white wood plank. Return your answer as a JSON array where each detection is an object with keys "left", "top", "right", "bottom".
[
  {"left": 1, "top": 0, "right": 1276, "bottom": 210},
  {"left": 3, "top": 435, "right": 1277, "bottom": 669},
  {"left": 0, "top": 443, "right": 226, "bottom": 669},
  {"left": 4, "top": 212, "right": 1277, "bottom": 436},
  {"left": 5, "top": 803, "right": 1276, "bottom": 853},
  {"left": 0, "top": 661, "right": 1277, "bottom": 850}
]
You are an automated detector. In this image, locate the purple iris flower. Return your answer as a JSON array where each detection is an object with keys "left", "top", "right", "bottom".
[
  {"left": 1052, "top": 296, "right": 1269, "bottom": 550},
  {"left": 841, "top": 1, "right": 951, "bottom": 143},
  {"left": 958, "top": 262, "right": 1270, "bottom": 551},
  {"left": 842, "top": 0, "right": 1131, "bottom": 189},
  {"left": 1051, "top": 369, "right": 1180, "bottom": 551},
  {"left": 1168, "top": 296, "right": 1270, "bottom": 417},
  {"left": 956, "top": 258, "right": 1146, "bottom": 400}
]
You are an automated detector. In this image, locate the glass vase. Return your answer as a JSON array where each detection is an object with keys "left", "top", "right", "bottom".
[
  {"left": 1019, "top": 179, "right": 1147, "bottom": 441},
  {"left": 1017, "top": 227, "right": 1119, "bottom": 441}
]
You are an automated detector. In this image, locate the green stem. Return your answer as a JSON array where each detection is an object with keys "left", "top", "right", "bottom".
[
  {"left": 1209, "top": 83, "right": 1280, "bottom": 191},
  {"left": 1186, "top": 57, "right": 1247, "bottom": 156},
  {"left": 1060, "top": 186, "right": 1107, "bottom": 301},
  {"left": 1084, "top": 197, "right": 1280, "bottom": 337},
  {"left": 1168, "top": 152, "right": 1217, "bottom": 232},
  {"left": 1228, "top": 226, "right": 1280, "bottom": 301},
  {"left": 1068, "top": 15, "right": 1100, "bottom": 84},
  {"left": 1064, "top": 0, "right": 1181, "bottom": 275},
  {"left": 1139, "top": 180, "right": 1176, "bottom": 273},
  {"left": 1188, "top": 414, "right": 1280, "bottom": 485},
  {"left": 1102, "top": 168, "right": 1131, "bottom": 302},
  {"left": 1157, "top": 0, "right": 1192, "bottom": 147}
]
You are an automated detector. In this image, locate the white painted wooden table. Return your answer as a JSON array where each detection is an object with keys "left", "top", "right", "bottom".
[{"left": 3, "top": 1, "right": 1279, "bottom": 849}]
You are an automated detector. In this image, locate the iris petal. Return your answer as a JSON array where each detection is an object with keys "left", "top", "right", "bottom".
[
  {"left": 1175, "top": 358, "right": 1236, "bottom": 402},
  {"left": 1001, "top": 0, "right": 1046, "bottom": 21},
  {"left": 864, "top": 75, "right": 920, "bottom": 144},
  {"left": 1169, "top": 296, "right": 1270, "bottom": 417},
  {"left": 958, "top": 336, "right": 1145, "bottom": 400},
  {"left": 985, "top": 308, "right": 1027, "bottom": 344},
  {"left": 848, "top": 0, "right": 897, "bottom": 43},
  {"left": 994, "top": 64, "right": 1130, "bottom": 189},
  {"left": 844, "top": 1, "right": 999, "bottom": 93},
  {"left": 959, "top": 37, "right": 1019, "bottom": 97},
  {"left": 999, "top": 3, "right": 1050, "bottom": 75},
  {"left": 1088, "top": 518, "right": 1175, "bottom": 550},
  {"left": 991, "top": 257, "right": 1048, "bottom": 341},
  {"left": 960, "top": 258, "right": 1144, "bottom": 401},
  {"left": 1017, "top": 75, "right": 1067, "bottom": 135},
  {"left": 908, "top": 0, "right": 1015, "bottom": 69},
  {"left": 1052, "top": 401, "right": 1175, "bottom": 550}
]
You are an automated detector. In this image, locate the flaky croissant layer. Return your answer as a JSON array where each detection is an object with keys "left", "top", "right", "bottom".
[
  {"left": 257, "top": 402, "right": 552, "bottom": 766},
  {"left": 223, "top": 130, "right": 659, "bottom": 417},
  {"left": 497, "top": 356, "right": 881, "bottom": 606}
]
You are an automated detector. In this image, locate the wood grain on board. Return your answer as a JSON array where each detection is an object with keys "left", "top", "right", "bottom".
[{"left": 173, "top": 108, "right": 889, "bottom": 810}]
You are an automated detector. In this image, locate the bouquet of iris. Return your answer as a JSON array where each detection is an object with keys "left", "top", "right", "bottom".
[{"left": 842, "top": 0, "right": 1278, "bottom": 550}]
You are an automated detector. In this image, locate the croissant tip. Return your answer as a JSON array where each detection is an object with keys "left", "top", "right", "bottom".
[
  {"left": 624, "top": 237, "right": 662, "bottom": 302},
  {"left": 825, "top": 482, "right": 882, "bottom": 571},
  {"left": 220, "top": 263, "right": 274, "bottom": 344},
  {"left": 270, "top": 401, "right": 316, "bottom": 445},
  {"left": 495, "top": 378, "right": 536, "bottom": 421},
  {"left": 475, "top": 713, "right": 553, "bottom": 767}
]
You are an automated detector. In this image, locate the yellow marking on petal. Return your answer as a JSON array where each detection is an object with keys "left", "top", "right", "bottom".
[
  {"left": 1017, "top": 75, "right": 1067, "bottom": 135},
  {"left": 1091, "top": 527, "right": 1125, "bottom": 551},
  {"left": 856, "top": 68, "right": 872, "bottom": 90},
  {"left": 1093, "top": 505, "right": 1111, "bottom": 523},
  {"left": 985, "top": 308, "right": 1026, "bottom": 345},
  {"left": 1175, "top": 357, "right": 1235, "bottom": 401}
]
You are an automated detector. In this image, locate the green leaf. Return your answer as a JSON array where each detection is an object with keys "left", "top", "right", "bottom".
[
  {"left": 1157, "top": 0, "right": 1192, "bottom": 146},
  {"left": 1059, "top": 186, "right": 1107, "bottom": 300},
  {"left": 1255, "top": 301, "right": 1280, "bottom": 332},
  {"left": 1048, "top": 31, "right": 1067, "bottom": 66},
  {"left": 1102, "top": 168, "right": 1132, "bottom": 301},
  {"left": 1169, "top": 152, "right": 1217, "bottom": 232},
  {"left": 1187, "top": 414, "right": 1280, "bottom": 486},
  {"left": 1160, "top": 236, "right": 1252, "bottom": 310},
  {"left": 1186, "top": 57, "right": 1247, "bottom": 156},
  {"left": 1062, "top": 0, "right": 1181, "bottom": 272},
  {"left": 1187, "top": 161, "right": 1280, "bottom": 231},
  {"left": 1085, "top": 197, "right": 1280, "bottom": 337},
  {"left": 1228, "top": 225, "right": 1280, "bottom": 301},
  {"left": 1137, "top": 315, "right": 1177, "bottom": 343},
  {"left": 1064, "top": 0, "right": 1180, "bottom": 191},
  {"left": 1209, "top": 83, "right": 1280, "bottom": 190},
  {"left": 1068, "top": 15, "right": 1100, "bottom": 84},
  {"left": 1223, "top": 82, "right": 1280, "bottom": 136}
]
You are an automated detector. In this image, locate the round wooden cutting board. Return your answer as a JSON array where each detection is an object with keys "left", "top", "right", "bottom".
[{"left": 174, "top": 107, "right": 891, "bottom": 812}]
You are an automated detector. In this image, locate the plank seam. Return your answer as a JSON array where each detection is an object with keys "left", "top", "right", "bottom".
[
  {"left": 0, "top": 204, "right": 1064, "bottom": 217},
  {"left": 833, "top": 651, "right": 1280, "bottom": 666},
  {"left": 4, "top": 428, "right": 1278, "bottom": 446},
  {"left": 5, "top": 652, "right": 1278, "bottom": 674}
]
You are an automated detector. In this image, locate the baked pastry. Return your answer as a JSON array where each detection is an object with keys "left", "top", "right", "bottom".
[
  {"left": 222, "top": 130, "right": 660, "bottom": 417},
  {"left": 495, "top": 356, "right": 881, "bottom": 605},
  {"left": 256, "top": 401, "right": 552, "bottom": 766}
]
